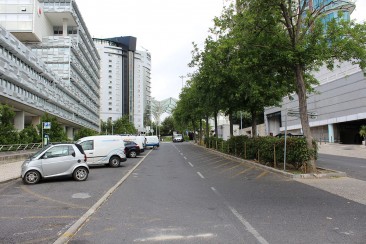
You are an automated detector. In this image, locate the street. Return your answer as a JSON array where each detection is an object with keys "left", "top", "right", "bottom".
[
  {"left": 0, "top": 143, "right": 366, "bottom": 243},
  {"left": 318, "top": 154, "right": 366, "bottom": 181},
  {"left": 69, "top": 143, "right": 366, "bottom": 243}
]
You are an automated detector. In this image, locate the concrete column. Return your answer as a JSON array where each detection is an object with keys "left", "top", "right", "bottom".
[
  {"left": 14, "top": 111, "right": 25, "bottom": 131},
  {"left": 328, "top": 124, "right": 334, "bottom": 143},
  {"left": 66, "top": 127, "right": 73, "bottom": 140},
  {"left": 31, "top": 116, "right": 41, "bottom": 133},
  {"left": 62, "top": 18, "right": 68, "bottom": 36},
  {"left": 31, "top": 116, "right": 41, "bottom": 128}
]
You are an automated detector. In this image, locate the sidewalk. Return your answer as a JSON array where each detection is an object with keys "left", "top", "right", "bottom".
[
  {"left": 1, "top": 144, "right": 366, "bottom": 206},
  {"left": 318, "top": 142, "right": 366, "bottom": 159}
]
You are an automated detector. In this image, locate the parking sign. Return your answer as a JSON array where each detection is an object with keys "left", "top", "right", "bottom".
[{"left": 43, "top": 122, "right": 51, "bottom": 129}]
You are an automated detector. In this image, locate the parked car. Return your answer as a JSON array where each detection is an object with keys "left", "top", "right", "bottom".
[
  {"left": 145, "top": 135, "right": 159, "bottom": 149},
  {"left": 173, "top": 134, "right": 184, "bottom": 142},
  {"left": 124, "top": 141, "right": 141, "bottom": 158},
  {"left": 21, "top": 143, "right": 89, "bottom": 184},
  {"left": 120, "top": 135, "right": 145, "bottom": 152},
  {"left": 76, "top": 135, "right": 127, "bottom": 167}
]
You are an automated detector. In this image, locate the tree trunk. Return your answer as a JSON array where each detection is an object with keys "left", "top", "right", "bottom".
[
  {"left": 295, "top": 64, "right": 317, "bottom": 173},
  {"left": 214, "top": 111, "right": 218, "bottom": 138},
  {"left": 251, "top": 110, "right": 258, "bottom": 137},
  {"left": 205, "top": 115, "right": 209, "bottom": 139},
  {"left": 229, "top": 113, "right": 234, "bottom": 138},
  {"left": 200, "top": 118, "right": 203, "bottom": 145}
]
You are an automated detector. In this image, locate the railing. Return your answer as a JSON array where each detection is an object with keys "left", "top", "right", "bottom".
[{"left": 0, "top": 143, "right": 42, "bottom": 152}]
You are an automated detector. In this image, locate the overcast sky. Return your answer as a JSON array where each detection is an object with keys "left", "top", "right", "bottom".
[{"left": 75, "top": 0, "right": 366, "bottom": 102}]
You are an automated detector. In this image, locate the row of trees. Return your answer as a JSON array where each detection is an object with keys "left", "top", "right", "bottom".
[
  {"left": 0, "top": 104, "right": 137, "bottom": 144},
  {"left": 173, "top": 0, "right": 366, "bottom": 172}
]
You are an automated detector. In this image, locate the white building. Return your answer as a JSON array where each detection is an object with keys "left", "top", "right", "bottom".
[
  {"left": 0, "top": 0, "right": 100, "bottom": 138},
  {"left": 93, "top": 37, "right": 151, "bottom": 132},
  {"left": 134, "top": 50, "right": 151, "bottom": 133},
  {"left": 93, "top": 39, "right": 124, "bottom": 122}
]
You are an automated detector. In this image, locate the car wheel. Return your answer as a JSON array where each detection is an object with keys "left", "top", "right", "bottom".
[
  {"left": 153, "top": 146, "right": 158, "bottom": 150},
  {"left": 129, "top": 150, "right": 137, "bottom": 158},
  {"left": 109, "top": 156, "right": 120, "bottom": 167},
  {"left": 73, "top": 167, "right": 88, "bottom": 181},
  {"left": 23, "top": 170, "right": 40, "bottom": 184}
]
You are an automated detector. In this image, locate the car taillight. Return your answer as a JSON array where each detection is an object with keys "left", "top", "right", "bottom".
[{"left": 84, "top": 154, "right": 87, "bottom": 162}]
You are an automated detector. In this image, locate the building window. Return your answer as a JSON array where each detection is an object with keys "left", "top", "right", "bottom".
[{"left": 53, "top": 26, "right": 63, "bottom": 35}]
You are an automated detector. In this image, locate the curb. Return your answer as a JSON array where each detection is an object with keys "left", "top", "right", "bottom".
[{"left": 196, "top": 144, "right": 347, "bottom": 179}]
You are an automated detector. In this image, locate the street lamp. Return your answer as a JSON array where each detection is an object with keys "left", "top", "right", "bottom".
[{"left": 179, "top": 75, "right": 186, "bottom": 89}]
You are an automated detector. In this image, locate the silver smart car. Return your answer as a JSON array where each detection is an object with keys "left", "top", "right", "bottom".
[{"left": 21, "top": 143, "right": 89, "bottom": 184}]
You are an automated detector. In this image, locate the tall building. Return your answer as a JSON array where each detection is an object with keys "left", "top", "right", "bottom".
[
  {"left": 0, "top": 0, "right": 100, "bottom": 138},
  {"left": 265, "top": 0, "right": 366, "bottom": 144},
  {"left": 93, "top": 36, "right": 137, "bottom": 123},
  {"left": 134, "top": 50, "right": 151, "bottom": 133},
  {"left": 94, "top": 36, "right": 151, "bottom": 133}
]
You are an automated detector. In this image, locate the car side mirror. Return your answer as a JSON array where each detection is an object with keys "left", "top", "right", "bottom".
[
  {"left": 71, "top": 152, "right": 76, "bottom": 157},
  {"left": 42, "top": 154, "right": 48, "bottom": 159}
]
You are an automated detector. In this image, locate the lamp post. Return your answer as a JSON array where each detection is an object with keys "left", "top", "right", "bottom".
[{"left": 179, "top": 75, "right": 186, "bottom": 89}]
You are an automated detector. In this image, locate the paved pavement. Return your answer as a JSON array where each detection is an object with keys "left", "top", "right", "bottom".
[{"left": 1, "top": 143, "right": 366, "bottom": 206}]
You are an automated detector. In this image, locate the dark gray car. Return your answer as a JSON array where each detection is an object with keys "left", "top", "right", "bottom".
[{"left": 21, "top": 143, "right": 89, "bottom": 184}]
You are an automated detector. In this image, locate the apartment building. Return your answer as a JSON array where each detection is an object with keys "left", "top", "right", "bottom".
[
  {"left": 94, "top": 37, "right": 151, "bottom": 133},
  {"left": 0, "top": 0, "right": 100, "bottom": 138},
  {"left": 134, "top": 50, "right": 151, "bottom": 133}
]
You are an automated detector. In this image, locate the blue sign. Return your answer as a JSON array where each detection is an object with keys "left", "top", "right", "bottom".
[{"left": 43, "top": 122, "right": 51, "bottom": 129}]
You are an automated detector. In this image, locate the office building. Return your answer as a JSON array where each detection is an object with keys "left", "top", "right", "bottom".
[{"left": 0, "top": 0, "right": 100, "bottom": 138}]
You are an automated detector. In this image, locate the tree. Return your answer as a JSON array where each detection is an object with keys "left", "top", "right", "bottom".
[
  {"left": 37, "top": 113, "right": 68, "bottom": 142},
  {"left": 74, "top": 127, "right": 98, "bottom": 141},
  {"left": 359, "top": 125, "right": 366, "bottom": 146},
  {"left": 19, "top": 126, "right": 40, "bottom": 143},
  {"left": 160, "top": 116, "right": 175, "bottom": 136},
  {"left": 0, "top": 104, "right": 18, "bottom": 144},
  {"left": 109, "top": 115, "right": 137, "bottom": 134},
  {"left": 234, "top": 0, "right": 366, "bottom": 172}
]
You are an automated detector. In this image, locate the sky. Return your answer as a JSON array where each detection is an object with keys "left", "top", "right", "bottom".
[{"left": 75, "top": 0, "right": 366, "bottom": 102}]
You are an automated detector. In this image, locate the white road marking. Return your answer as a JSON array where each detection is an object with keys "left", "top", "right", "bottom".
[
  {"left": 228, "top": 206, "right": 269, "bottom": 244},
  {"left": 184, "top": 156, "right": 187, "bottom": 160},
  {"left": 135, "top": 233, "right": 215, "bottom": 242},
  {"left": 210, "top": 187, "right": 269, "bottom": 244},
  {"left": 188, "top": 162, "right": 194, "bottom": 167},
  {"left": 197, "top": 172, "right": 205, "bottom": 179}
]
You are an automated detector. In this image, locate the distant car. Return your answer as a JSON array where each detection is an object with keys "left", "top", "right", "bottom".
[
  {"left": 124, "top": 141, "right": 141, "bottom": 158},
  {"left": 275, "top": 133, "right": 303, "bottom": 138},
  {"left": 173, "top": 134, "right": 184, "bottom": 142},
  {"left": 21, "top": 143, "right": 89, "bottom": 184}
]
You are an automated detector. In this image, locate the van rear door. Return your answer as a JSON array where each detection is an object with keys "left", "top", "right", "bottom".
[{"left": 78, "top": 139, "right": 96, "bottom": 163}]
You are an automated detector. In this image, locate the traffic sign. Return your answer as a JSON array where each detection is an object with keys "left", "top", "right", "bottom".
[{"left": 43, "top": 122, "right": 51, "bottom": 129}]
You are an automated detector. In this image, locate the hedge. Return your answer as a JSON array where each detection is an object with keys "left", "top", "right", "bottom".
[{"left": 204, "top": 135, "right": 317, "bottom": 170}]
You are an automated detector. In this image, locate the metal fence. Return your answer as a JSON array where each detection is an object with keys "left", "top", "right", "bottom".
[{"left": 0, "top": 143, "right": 42, "bottom": 152}]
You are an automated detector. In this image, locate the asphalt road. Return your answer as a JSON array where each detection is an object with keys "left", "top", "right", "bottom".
[
  {"left": 318, "top": 153, "right": 366, "bottom": 181},
  {"left": 68, "top": 143, "right": 366, "bottom": 244},
  {"left": 0, "top": 155, "right": 145, "bottom": 243}
]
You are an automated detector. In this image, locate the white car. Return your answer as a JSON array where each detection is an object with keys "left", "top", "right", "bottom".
[{"left": 173, "top": 134, "right": 184, "bottom": 142}]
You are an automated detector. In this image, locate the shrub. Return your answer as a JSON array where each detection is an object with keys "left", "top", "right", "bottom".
[{"left": 205, "top": 135, "right": 317, "bottom": 170}]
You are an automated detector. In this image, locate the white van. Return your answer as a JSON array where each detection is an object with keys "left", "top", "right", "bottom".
[
  {"left": 145, "top": 136, "right": 159, "bottom": 149},
  {"left": 120, "top": 135, "right": 145, "bottom": 152},
  {"left": 76, "top": 135, "right": 126, "bottom": 167}
]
